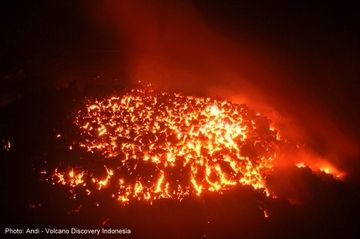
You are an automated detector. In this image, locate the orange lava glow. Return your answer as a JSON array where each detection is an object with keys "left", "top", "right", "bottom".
[
  {"left": 296, "top": 161, "right": 346, "bottom": 180},
  {"left": 48, "top": 85, "right": 283, "bottom": 204}
]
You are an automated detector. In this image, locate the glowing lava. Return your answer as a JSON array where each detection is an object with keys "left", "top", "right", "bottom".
[
  {"left": 49, "top": 85, "right": 282, "bottom": 204},
  {"left": 296, "top": 161, "right": 346, "bottom": 179}
]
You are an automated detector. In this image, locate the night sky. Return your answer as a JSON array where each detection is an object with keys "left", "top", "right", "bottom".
[{"left": 1, "top": 1, "right": 360, "bottom": 238}]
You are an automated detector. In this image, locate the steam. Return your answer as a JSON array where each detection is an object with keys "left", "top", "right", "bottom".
[{"left": 91, "top": 0, "right": 359, "bottom": 182}]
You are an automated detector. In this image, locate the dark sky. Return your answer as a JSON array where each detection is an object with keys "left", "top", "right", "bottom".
[
  {"left": 1, "top": 1, "right": 359, "bottom": 108},
  {"left": 1, "top": 1, "right": 360, "bottom": 238}
]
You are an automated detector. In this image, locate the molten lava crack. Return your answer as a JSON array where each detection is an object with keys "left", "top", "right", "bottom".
[{"left": 49, "top": 86, "right": 281, "bottom": 204}]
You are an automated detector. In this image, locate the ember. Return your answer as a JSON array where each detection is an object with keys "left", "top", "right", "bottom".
[{"left": 48, "top": 85, "right": 283, "bottom": 204}]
